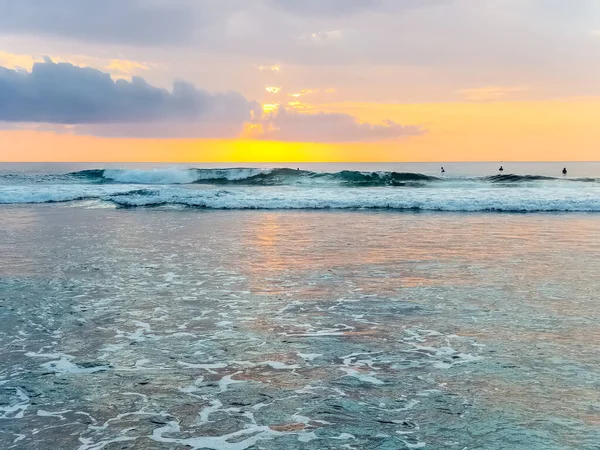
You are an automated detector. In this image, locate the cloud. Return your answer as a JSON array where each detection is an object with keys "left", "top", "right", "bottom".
[
  {"left": 0, "top": 59, "right": 420, "bottom": 142},
  {"left": 0, "top": 59, "right": 255, "bottom": 137},
  {"left": 256, "top": 108, "right": 423, "bottom": 143},
  {"left": 267, "top": 0, "right": 384, "bottom": 16},
  {"left": 267, "top": 0, "right": 454, "bottom": 17},
  {"left": 0, "top": 0, "right": 452, "bottom": 51},
  {"left": 0, "top": 0, "right": 195, "bottom": 46},
  {"left": 301, "top": 30, "right": 344, "bottom": 45}
]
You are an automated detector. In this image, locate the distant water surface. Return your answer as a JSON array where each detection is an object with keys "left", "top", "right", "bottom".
[{"left": 1, "top": 163, "right": 600, "bottom": 449}]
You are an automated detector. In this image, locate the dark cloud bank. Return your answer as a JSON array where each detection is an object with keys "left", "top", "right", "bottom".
[
  {"left": 0, "top": 60, "right": 422, "bottom": 141},
  {"left": 0, "top": 58, "right": 253, "bottom": 125}
]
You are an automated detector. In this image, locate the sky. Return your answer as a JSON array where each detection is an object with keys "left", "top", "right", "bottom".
[{"left": 1, "top": 0, "right": 600, "bottom": 162}]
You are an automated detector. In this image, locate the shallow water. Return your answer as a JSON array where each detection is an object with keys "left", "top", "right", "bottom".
[{"left": 1, "top": 205, "right": 600, "bottom": 449}]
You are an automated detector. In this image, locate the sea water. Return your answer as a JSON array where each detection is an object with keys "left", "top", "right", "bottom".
[
  {"left": 1, "top": 162, "right": 600, "bottom": 449},
  {"left": 2, "top": 162, "right": 600, "bottom": 211}
]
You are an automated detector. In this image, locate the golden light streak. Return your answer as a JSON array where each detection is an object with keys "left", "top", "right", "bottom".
[
  {"left": 287, "top": 101, "right": 309, "bottom": 109},
  {"left": 262, "top": 103, "right": 280, "bottom": 113},
  {"left": 288, "top": 89, "right": 315, "bottom": 98}
]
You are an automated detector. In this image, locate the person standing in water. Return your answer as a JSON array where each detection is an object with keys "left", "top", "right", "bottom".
[{"left": 562, "top": 167, "right": 567, "bottom": 175}]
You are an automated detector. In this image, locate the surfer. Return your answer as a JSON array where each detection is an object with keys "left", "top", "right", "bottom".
[
  {"left": 499, "top": 166, "right": 504, "bottom": 172},
  {"left": 441, "top": 167, "right": 445, "bottom": 173},
  {"left": 562, "top": 167, "right": 567, "bottom": 175}
]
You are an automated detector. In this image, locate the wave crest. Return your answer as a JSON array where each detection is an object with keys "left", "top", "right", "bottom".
[
  {"left": 62, "top": 168, "right": 441, "bottom": 186},
  {"left": 3, "top": 185, "right": 600, "bottom": 212}
]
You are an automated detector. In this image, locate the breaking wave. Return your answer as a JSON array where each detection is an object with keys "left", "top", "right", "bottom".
[
  {"left": 3, "top": 167, "right": 598, "bottom": 187},
  {"left": 64, "top": 168, "right": 441, "bottom": 186},
  {"left": 2, "top": 167, "right": 600, "bottom": 212},
  {"left": 3, "top": 185, "right": 600, "bottom": 212}
]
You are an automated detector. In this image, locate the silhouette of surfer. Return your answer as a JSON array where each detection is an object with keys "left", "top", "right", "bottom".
[
  {"left": 499, "top": 166, "right": 504, "bottom": 172},
  {"left": 562, "top": 167, "right": 567, "bottom": 175},
  {"left": 441, "top": 167, "right": 445, "bottom": 173}
]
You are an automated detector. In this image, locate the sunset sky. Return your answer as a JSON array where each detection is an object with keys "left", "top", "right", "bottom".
[{"left": 1, "top": 0, "right": 600, "bottom": 162}]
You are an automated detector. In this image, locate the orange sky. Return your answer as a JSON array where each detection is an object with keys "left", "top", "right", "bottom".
[
  {"left": 2, "top": 98, "right": 599, "bottom": 162},
  {"left": 2, "top": 1, "right": 600, "bottom": 162}
]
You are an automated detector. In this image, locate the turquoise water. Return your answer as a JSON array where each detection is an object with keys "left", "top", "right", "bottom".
[
  {"left": 2, "top": 162, "right": 600, "bottom": 211},
  {"left": 1, "top": 163, "right": 600, "bottom": 449}
]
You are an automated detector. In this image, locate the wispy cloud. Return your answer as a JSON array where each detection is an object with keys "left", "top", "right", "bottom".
[
  {"left": 255, "top": 107, "right": 424, "bottom": 143},
  {"left": 289, "top": 89, "right": 316, "bottom": 98},
  {"left": 265, "top": 86, "right": 282, "bottom": 94}
]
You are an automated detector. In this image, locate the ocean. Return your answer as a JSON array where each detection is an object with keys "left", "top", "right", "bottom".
[
  {"left": 2, "top": 162, "right": 600, "bottom": 211},
  {"left": 1, "top": 162, "right": 600, "bottom": 449}
]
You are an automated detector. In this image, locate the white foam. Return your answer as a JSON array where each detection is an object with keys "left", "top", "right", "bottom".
[
  {"left": 218, "top": 372, "right": 245, "bottom": 393},
  {"left": 5, "top": 182, "right": 600, "bottom": 212},
  {"left": 37, "top": 409, "right": 71, "bottom": 420},
  {"left": 194, "top": 168, "right": 271, "bottom": 181},
  {"left": 26, "top": 351, "right": 110, "bottom": 374},
  {"left": 78, "top": 436, "right": 138, "bottom": 450},
  {"left": 151, "top": 421, "right": 278, "bottom": 450},
  {"left": 103, "top": 168, "right": 199, "bottom": 184},
  {"left": 102, "top": 168, "right": 269, "bottom": 185},
  {"left": 0, "top": 387, "right": 30, "bottom": 419},
  {"left": 340, "top": 368, "right": 385, "bottom": 385},
  {"left": 177, "top": 362, "right": 228, "bottom": 373},
  {"left": 398, "top": 439, "right": 427, "bottom": 449},
  {"left": 298, "top": 432, "right": 318, "bottom": 443},
  {"left": 41, "top": 357, "right": 109, "bottom": 375},
  {"left": 265, "top": 361, "right": 301, "bottom": 370},
  {"left": 297, "top": 353, "right": 321, "bottom": 361},
  {"left": 0, "top": 185, "right": 144, "bottom": 204},
  {"left": 106, "top": 185, "right": 600, "bottom": 212},
  {"left": 333, "top": 433, "right": 357, "bottom": 440}
]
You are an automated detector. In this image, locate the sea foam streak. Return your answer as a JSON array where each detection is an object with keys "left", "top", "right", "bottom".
[
  {"left": 1, "top": 167, "right": 600, "bottom": 211},
  {"left": 2, "top": 184, "right": 600, "bottom": 212}
]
